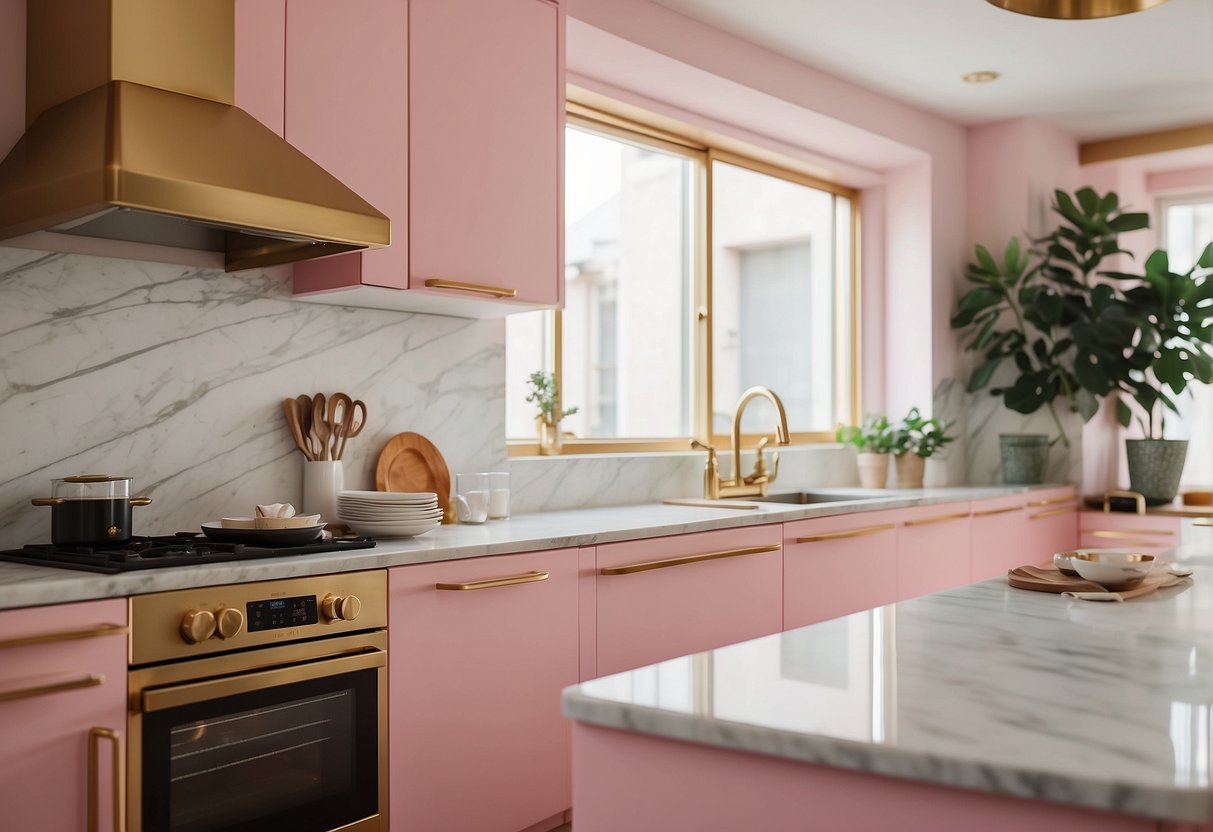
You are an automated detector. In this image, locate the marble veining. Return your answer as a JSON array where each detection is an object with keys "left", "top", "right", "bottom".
[
  {"left": 564, "top": 569, "right": 1213, "bottom": 822},
  {"left": 0, "top": 484, "right": 1055, "bottom": 608}
]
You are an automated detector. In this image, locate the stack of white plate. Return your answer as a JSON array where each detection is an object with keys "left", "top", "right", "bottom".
[{"left": 337, "top": 490, "right": 442, "bottom": 538}]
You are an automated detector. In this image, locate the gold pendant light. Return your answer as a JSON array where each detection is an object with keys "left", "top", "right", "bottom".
[{"left": 985, "top": 0, "right": 1170, "bottom": 19}]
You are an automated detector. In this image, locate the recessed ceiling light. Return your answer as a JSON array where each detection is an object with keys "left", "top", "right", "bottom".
[
  {"left": 962, "top": 71, "right": 1001, "bottom": 84},
  {"left": 984, "top": 0, "right": 1169, "bottom": 20}
]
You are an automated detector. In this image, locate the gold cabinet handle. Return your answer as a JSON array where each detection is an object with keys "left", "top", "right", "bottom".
[
  {"left": 903, "top": 512, "right": 969, "bottom": 528},
  {"left": 600, "top": 544, "right": 781, "bottom": 576},
  {"left": 1027, "top": 495, "right": 1076, "bottom": 508},
  {"left": 436, "top": 571, "right": 550, "bottom": 591},
  {"left": 0, "top": 623, "right": 127, "bottom": 651},
  {"left": 1029, "top": 505, "right": 1078, "bottom": 520},
  {"left": 423, "top": 279, "right": 517, "bottom": 298},
  {"left": 88, "top": 727, "right": 124, "bottom": 832},
  {"left": 796, "top": 524, "right": 894, "bottom": 543},
  {"left": 973, "top": 505, "right": 1023, "bottom": 517},
  {"left": 1081, "top": 538, "right": 1162, "bottom": 549},
  {"left": 1195, "top": 519, "right": 1212, "bottom": 528},
  {"left": 1088, "top": 528, "right": 1175, "bottom": 539},
  {"left": 0, "top": 674, "right": 104, "bottom": 704}
]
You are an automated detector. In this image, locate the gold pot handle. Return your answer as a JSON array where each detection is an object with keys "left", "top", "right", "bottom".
[
  {"left": 30, "top": 497, "right": 64, "bottom": 506},
  {"left": 129, "top": 496, "right": 152, "bottom": 507}
]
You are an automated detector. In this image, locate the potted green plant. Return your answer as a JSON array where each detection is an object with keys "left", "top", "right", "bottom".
[
  {"left": 525, "top": 371, "right": 578, "bottom": 455},
  {"left": 889, "top": 407, "right": 954, "bottom": 488},
  {"left": 1096, "top": 244, "right": 1213, "bottom": 503},
  {"left": 836, "top": 414, "right": 893, "bottom": 489},
  {"left": 951, "top": 187, "right": 1148, "bottom": 483}
]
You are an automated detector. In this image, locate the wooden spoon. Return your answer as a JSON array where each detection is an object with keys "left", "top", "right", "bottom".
[
  {"left": 282, "top": 398, "right": 312, "bottom": 460},
  {"left": 312, "top": 393, "right": 331, "bottom": 461},
  {"left": 327, "top": 393, "right": 353, "bottom": 460},
  {"left": 295, "top": 395, "right": 316, "bottom": 460},
  {"left": 335, "top": 399, "right": 368, "bottom": 461}
]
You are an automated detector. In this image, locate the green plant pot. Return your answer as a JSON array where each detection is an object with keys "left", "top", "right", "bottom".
[
  {"left": 999, "top": 434, "right": 1049, "bottom": 485},
  {"left": 1126, "top": 439, "right": 1188, "bottom": 506}
]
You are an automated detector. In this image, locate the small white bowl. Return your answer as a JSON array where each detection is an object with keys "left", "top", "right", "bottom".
[
  {"left": 1070, "top": 550, "right": 1155, "bottom": 590},
  {"left": 221, "top": 515, "right": 322, "bottom": 530},
  {"left": 1053, "top": 551, "right": 1080, "bottom": 576}
]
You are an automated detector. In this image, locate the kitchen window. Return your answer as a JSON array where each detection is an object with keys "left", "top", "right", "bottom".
[{"left": 506, "top": 103, "right": 859, "bottom": 453}]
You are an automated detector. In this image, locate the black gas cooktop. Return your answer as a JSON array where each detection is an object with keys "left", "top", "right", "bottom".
[{"left": 0, "top": 533, "right": 377, "bottom": 574}]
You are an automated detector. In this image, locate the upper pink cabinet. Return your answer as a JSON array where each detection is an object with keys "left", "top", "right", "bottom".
[{"left": 273, "top": 0, "right": 564, "bottom": 317}]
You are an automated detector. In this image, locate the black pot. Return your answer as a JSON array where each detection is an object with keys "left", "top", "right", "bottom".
[{"left": 31, "top": 475, "right": 152, "bottom": 546}]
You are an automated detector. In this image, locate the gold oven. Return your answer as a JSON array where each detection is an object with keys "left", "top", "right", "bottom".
[{"left": 127, "top": 571, "right": 387, "bottom": 832}]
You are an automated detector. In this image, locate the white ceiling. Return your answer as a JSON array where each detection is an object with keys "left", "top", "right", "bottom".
[{"left": 651, "top": 0, "right": 1213, "bottom": 141}]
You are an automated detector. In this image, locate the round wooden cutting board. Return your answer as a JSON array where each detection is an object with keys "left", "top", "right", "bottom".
[{"left": 375, "top": 432, "right": 454, "bottom": 523}]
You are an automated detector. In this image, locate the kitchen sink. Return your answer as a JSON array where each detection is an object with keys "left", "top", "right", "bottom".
[{"left": 747, "top": 491, "right": 888, "bottom": 505}]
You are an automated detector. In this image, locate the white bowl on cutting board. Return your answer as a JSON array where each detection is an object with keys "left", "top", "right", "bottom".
[{"left": 1069, "top": 549, "right": 1156, "bottom": 590}]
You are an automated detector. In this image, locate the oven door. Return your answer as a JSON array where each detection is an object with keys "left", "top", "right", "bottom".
[{"left": 130, "top": 638, "right": 386, "bottom": 832}]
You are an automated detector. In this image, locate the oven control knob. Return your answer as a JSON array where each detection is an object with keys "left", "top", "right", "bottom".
[
  {"left": 215, "top": 606, "right": 245, "bottom": 639},
  {"left": 321, "top": 593, "right": 362, "bottom": 622},
  {"left": 180, "top": 609, "right": 217, "bottom": 644}
]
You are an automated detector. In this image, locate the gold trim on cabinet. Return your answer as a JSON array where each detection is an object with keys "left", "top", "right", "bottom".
[
  {"left": 88, "top": 727, "right": 124, "bottom": 832},
  {"left": 1103, "top": 490, "right": 1147, "bottom": 514},
  {"left": 141, "top": 651, "right": 384, "bottom": 713},
  {"left": 903, "top": 512, "right": 969, "bottom": 528},
  {"left": 600, "top": 544, "right": 781, "bottom": 576},
  {"left": 973, "top": 506, "right": 1023, "bottom": 517},
  {"left": 1088, "top": 528, "right": 1175, "bottom": 539},
  {"left": 796, "top": 524, "right": 894, "bottom": 543},
  {"left": 435, "top": 571, "right": 550, "bottom": 591},
  {"left": 1029, "top": 505, "right": 1078, "bottom": 520},
  {"left": 423, "top": 279, "right": 517, "bottom": 298},
  {"left": 0, "top": 623, "right": 126, "bottom": 651},
  {"left": 1027, "top": 495, "right": 1076, "bottom": 507},
  {"left": 1194, "top": 519, "right": 1212, "bottom": 528},
  {"left": 0, "top": 674, "right": 104, "bottom": 703},
  {"left": 1081, "top": 537, "right": 1162, "bottom": 549}
]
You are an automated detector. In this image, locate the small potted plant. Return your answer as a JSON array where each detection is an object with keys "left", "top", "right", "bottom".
[
  {"left": 525, "top": 371, "right": 578, "bottom": 455},
  {"left": 836, "top": 414, "right": 893, "bottom": 489},
  {"left": 889, "top": 407, "right": 954, "bottom": 488}
]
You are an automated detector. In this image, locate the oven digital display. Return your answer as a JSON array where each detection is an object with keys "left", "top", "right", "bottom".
[{"left": 247, "top": 595, "right": 317, "bottom": 631}]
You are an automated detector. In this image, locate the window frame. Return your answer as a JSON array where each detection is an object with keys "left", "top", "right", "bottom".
[{"left": 508, "top": 102, "right": 861, "bottom": 456}]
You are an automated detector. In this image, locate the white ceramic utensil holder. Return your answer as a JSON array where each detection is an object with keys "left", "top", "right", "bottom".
[{"left": 303, "top": 460, "right": 343, "bottom": 527}]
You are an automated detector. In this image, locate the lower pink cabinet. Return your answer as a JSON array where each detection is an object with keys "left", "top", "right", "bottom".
[
  {"left": 1024, "top": 487, "right": 1080, "bottom": 561},
  {"left": 782, "top": 512, "right": 899, "bottom": 630},
  {"left": 594, "top": 526, "right": 784, "bottom": 678},
  {"left": 0, "top": 598, "right": 128, "bottom": 832},
  {"left": 1079, "top": 510, "right": 1182, "bottom": 556},
  {"left": 388, "top": 548, "right": 578, "bottom": 832},
  {"left": 895, "top": 504, "right": 973, "bottom": 599},
  {"left": 970, "top": 495, "right": 1029, "bottom": 581}
]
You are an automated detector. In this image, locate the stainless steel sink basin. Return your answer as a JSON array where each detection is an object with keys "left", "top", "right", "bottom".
[{"left": 749, "top": 491, "right": 887, "bottom": 505}]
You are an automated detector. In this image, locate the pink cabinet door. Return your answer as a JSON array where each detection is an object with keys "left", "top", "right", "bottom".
[
  {"left": 235, "top": 0, "right": 286, "bottom": 135},
  {"left": 595, "top": 526, "right": 784, "bottom": 677},
  {"left": 0, "top": 599, "right": 127, "bottom": 832},
  {"left": 895, "top": 504, "right": 972, "bottom": 599},
  {"left": 1079, "top": 511, "right": 1182, "bottom": 557},
  {"left": 287, "top": 0, "right": 409, "bottom": 292},
  {"left": 1024, "top": 488, "right": 1079, "bottom": 560},
  {"left": 389, "top": 549, "right": 578, "bottom": 832},
  {"left": 409, "top": 0, "right": 561, "bottom": 305},
  {"left": 970, "top": 495, "right": 1029, "bottom": 580},
  {"left": 782, "top": 511, "right": 899, "bottom": 630}
]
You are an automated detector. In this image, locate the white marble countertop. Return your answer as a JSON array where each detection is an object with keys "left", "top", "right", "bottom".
[
  {"left": 0, "top": 484, "right": 1045, "bottom": 609},
  {"left": 562, "top": 564, "right": 1213, "bottom": 822}
]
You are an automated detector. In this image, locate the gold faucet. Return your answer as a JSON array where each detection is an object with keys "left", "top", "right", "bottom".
[{"left": 691, "top": 386, "right": 791, "bottom": 499}]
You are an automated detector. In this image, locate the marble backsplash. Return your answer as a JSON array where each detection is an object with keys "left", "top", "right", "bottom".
[{"left": 0, "top": 246, "right": 506, "bottom": 548}]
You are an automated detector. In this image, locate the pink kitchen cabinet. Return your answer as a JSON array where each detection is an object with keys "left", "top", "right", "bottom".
[
  {"left": 0, "top": 599, "right": 128, "bottom": 832},
  {"left": 895, "top": 504, "right": 973, "bottom": 599},
  {"left": 782, "top": 511, "right": 899, "bottom": 630},
  {"left": 285, "top": 0, "right": 564, "bottom": 315},
  {"left": 969, "top": 494, "right": 1030, "bottom": 580},
  {"left": 389, "top": 548, "right": 578, "bottom": 832},
  {"left": 1024, "top": 487, "right": 1079, "bottom": 561},
  {"left": 594, "top": 525, "right": 784, "bottom": 677},
  {"left": 234, "top": 0, "right": 286, "bottom": 136},
  {"left": 1079, "top": 510, "right": 1183, "bottom": 557}
]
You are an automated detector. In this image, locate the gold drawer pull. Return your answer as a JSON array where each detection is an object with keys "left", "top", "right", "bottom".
[
  {"left": 1089, "top": 528, "right": 1175, "bottom": 539},
  {"left": 797, "top": 524, "right": 894, "bottom": 543},
  {"left": 0, "top": 674, "right": 104, "bottom": 704},
  {"left": 1029, "top": 505, "right": 1077, "bottom": 520},
  {"left": 903, "top": 512, "right": 969, "bottom": 528},
  {"left": 601, "top": 544, "right": 781, "bottom": 576},
  {"left": 0, "top": 623, "right": 127, "bottom": 651},
  {"left": 1195, "top": 519, "right": 1212, "bottom": 528},
  {"left": 973, "top": 506, "right": 1022, "bottom": 517},
  {"left": 424, "top": 279, "right": 517, "bottom": 298},
  {"left": 1081, "top": 538, "right": 1161, "bottom": 549},
  {"left": 436, "top": 571, "right": 549, "bottom": 591},
  {"left": 88, "top": 727, "right": 124, "bottom": 832},
  {"left": 1027, "top": 495, "right": 1075, "bottom": 507}
]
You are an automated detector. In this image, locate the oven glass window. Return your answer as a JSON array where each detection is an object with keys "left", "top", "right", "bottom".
[{"left": 142, "top": 668, "right": 379, "bottom": 832}]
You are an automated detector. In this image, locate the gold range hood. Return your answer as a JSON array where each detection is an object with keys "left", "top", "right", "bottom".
[{"left": 0, "top": 0, "right": 389, "bottom": 272}]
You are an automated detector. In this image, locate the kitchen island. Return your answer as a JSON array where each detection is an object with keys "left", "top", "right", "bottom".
[{"left": 562, "top": 564, "right": 1213, "bottom": 831}]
